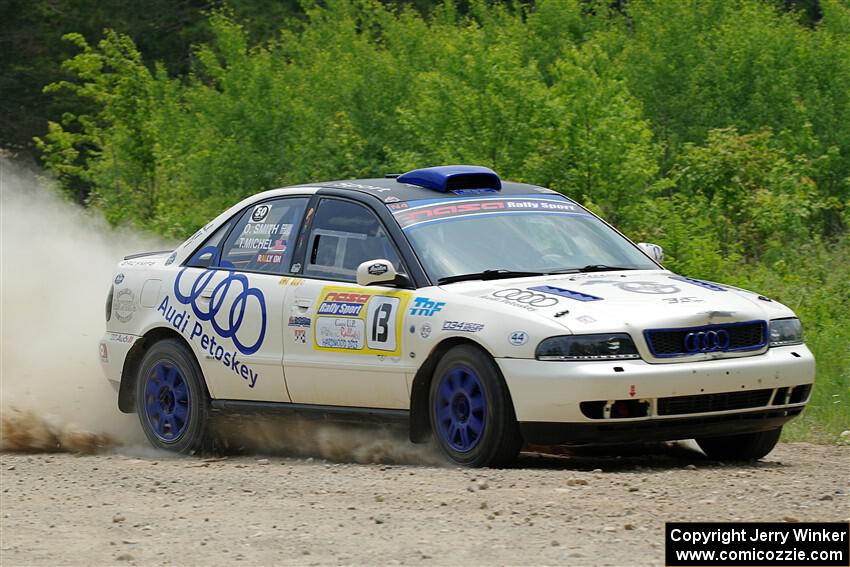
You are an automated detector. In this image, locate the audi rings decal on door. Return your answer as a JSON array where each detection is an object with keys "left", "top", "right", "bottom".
[
  {"left": 173, "top": 267, "right": 267, "bottom": 355},
  {"left": 684, "top": 329, "right": 731, "bottom": 353},
  {"left": 491, "top": 289, "right": 559, "bottom": 307}
]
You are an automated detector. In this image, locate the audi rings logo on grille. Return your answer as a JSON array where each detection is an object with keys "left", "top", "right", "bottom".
[
  {"left": 174, "top": 268, "right": 267, "bottom": 355},
  {"left": 684, "top": 329, "right": 731, "bottom": 353},
  {"left": 492, "top": 288, "right": 559, "bottom": 307}
]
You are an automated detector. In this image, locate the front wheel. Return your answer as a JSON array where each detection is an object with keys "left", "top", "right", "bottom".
[
  {"left": 429, "top": 345, "right": 522, "bottom": 467},
  {"left": 135, "top": 338, "right": 210, "bottom": 454},
  {"left": 696, "top": 427, "right": 782, "bottom": 461}
]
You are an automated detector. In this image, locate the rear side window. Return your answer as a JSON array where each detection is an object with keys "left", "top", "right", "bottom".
[
  {"left": 220, "top": 198, "right": 308, "bottom": 273},
  {"left": 303, "top": 199, "right": 402, "bottom": 282},
  {"left": 187, "top": 197, "right": 308, "bottom": 274}
]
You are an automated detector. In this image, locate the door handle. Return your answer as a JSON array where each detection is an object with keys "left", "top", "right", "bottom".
[{"left": 294, "top": 298, "right": 312, "bottom": 309}]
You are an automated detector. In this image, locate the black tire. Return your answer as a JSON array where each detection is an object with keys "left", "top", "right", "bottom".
[
  {"left": 135, "top": 338, "right": 210, "bottom": 454},
  {"left": 696, "top": 427, "right": 782, "bottom": 461},
  {"left": 429, "top": 344, "right": 522, "bottom": 467}
]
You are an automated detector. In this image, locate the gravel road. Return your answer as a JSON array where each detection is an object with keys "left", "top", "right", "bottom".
[{"left": 1, "top": 441, "right": 847, "bottom": 566}]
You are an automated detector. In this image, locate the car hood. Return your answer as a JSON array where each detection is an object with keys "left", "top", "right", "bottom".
[{"left": 441, "top": 270, "right": 793, "bottom": 334}]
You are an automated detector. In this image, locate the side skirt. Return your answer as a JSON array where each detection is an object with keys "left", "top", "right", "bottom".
[{"left": 210, "top": 399, "right": 410, "bottom": 428}]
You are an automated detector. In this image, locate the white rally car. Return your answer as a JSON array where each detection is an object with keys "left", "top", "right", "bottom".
[{"left": 100, "top": 165, "right": 814, "bottom": 466}]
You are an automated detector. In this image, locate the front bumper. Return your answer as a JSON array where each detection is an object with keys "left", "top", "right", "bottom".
[
  {"left": 497, "top": 345, "right": 814, "bottom": 443},
  {"left": 519, "top": 408, "right": 802, "bottom": 445}
]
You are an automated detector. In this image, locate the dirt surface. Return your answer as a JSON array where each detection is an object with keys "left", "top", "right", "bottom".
[{"left": 1, "top": 442, "right": 847, "bottom": 566}]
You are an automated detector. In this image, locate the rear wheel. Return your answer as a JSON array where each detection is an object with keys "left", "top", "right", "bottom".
[
  {"left": 135, "top": 339, "right": 210, "bottom": 454},
  {"left": 429, "top": 345, "right": 522, "bottom": 467},
  {"left": 696, "top": 427, "right": 782, "bottom": 461}
]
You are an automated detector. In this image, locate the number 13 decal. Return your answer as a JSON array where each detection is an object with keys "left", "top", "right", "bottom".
[{"left": 366, "top": 296, "right": 400, "bottom": 351}]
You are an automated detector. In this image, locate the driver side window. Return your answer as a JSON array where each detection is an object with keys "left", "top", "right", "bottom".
[{"left": 303, "top": 199, "right": 403, "bottom": 282}]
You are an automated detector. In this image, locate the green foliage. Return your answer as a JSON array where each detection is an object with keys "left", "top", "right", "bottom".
[
  {"left": 726, "top": 241, "right": 850, "bottom": 443},
  {"left": 629, "top": 128, "right": 819, "bottom": 269},
  {"left": 0, "top": 0, "right": 221, "bottom": 156},
  {"left": 611, "top": 0, "right": 850, "bottom": 234},
  {"left": 34, "top": 0, "right": 850, "bottom": 442}
]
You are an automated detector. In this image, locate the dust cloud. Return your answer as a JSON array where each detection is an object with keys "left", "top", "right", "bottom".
[
  {"left": 0, "top": 158, "right": 443, "bottom": 465},
  {"left": 0, "top": 157, "right": 163, "bottom": 452},
  {"left": 215, "top": 418, "right": 446, "bottom": 466}
]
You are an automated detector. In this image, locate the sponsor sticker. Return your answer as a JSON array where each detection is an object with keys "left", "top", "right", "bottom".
[
  {"left": 288, "top": 316, "right": 312, "bottom": 328},
  {"left": 509, "top": 331, "right": 528, "bottom": 346},
  {"left": 256, "top": 253, "right": 283, "bottom": 264},
  {"left": 120, "top": 259, "right": 157, "bottom": 267},
  {"left": 113, "top": 288, "right": 136, "bottom": 323},
  {"left": 442, "top": 321, "right": 484, "bottom": 333},
  {"left": 450, "top": 188, "right": 498, "bottom": 195},
  {"left": 251, "top": 204, "right": 271, "bottom": 222},
  {"left": 392, "top": 196, "right": 585, "bottom": 229},
  {"left": 318, "top": 292, "right": 370, "bottom": 317},
  {"left": 158, "top": 267, "right": 267, "bottom": 388},
  {"left": 325, "top": 181, "right": 391, "bottom": 193},
  {"left": 662, "top": 296, "right": 704, "bottom": 304},
  {"left": 294, "top": 329, "right": 307, "bottom": 344},
  {"left": 529, "top": 285, "right": 602, "bottom": 302},
  {"left": 316, "top": 317, "right": 366, "bottom": 350},
  {"left": 107, "top": 332, "right": 136, "bottom": 344},
  {"left": 483, "top": 288, "right": 558, "bottom": 311},
  {"left": 420, "top": 322, "right": 432, "bottom": 339},
  {"left": 313, "top": 286, "right": 411, "bottom": 356},
  {"left": 368, "top": 263, "right": 389, "bottom": 276},
  {"left": 583, "top": 280, "right": 681, "bottom": 295},
  {"left": 409, "top": 297, "right": 445, "bottom": 317}
]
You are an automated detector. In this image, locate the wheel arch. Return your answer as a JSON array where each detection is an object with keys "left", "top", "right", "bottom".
[
  {"left": 118, "top": 326, "right": 205, "bottom": 413},
  {"left": 409, "top": 336, "right": 502, "bottom": 443}
]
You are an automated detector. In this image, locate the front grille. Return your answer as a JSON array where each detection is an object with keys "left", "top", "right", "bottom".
[
  {"left": 644, "top": 320, "right": 767, "bottom": 358},
  {"left": 658, "top": 389, "right": 773, "bottom": 416}
]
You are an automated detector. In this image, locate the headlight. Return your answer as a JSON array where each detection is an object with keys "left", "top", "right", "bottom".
[
  {"left": 535, "top": 333, "right": 640, "bottom": 361},
  {"left": 769, "top": 318, "right": 803, "bottom": 346}
]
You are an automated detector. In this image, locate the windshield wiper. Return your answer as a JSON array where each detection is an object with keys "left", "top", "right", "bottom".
[
  {"left": 437, "top": 269, "right": 545, "bottom": 285},
  {"left": 548, "top": 265, "right": 637, "bottom": 274},
  {"left": 576, "top": 264, "right": 636, "bottom": 273}
]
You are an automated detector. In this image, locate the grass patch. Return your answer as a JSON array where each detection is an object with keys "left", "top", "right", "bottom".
[{"left": 725, "top": 241, "right": 849, "bottom": 444}]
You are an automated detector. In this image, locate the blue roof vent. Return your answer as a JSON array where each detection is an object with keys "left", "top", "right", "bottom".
[{"left": 397, "top": 165, "right": 501, "bottom": 192}]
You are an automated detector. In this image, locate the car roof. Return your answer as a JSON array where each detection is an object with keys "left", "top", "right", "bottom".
[{"left": 300, "top": 177, "right": 565, "bottom": 203}]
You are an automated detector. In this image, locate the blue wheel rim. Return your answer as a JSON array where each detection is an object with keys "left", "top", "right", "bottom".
[
  {"left": 144, "top": 361, "right": 190, "bottom": 443},
  {"left": 435, "top": 364, "right": 486, "bottom": 453}
]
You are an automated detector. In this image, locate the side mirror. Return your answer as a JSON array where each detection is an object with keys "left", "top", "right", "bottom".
[
  {"left": 637, "top": 242, "right": 664, "bottom": 263},
  {"left": 356, "top": 259, "right": 399, "bottom": 286},
  {"left": 190, "top": 250, "right": 215, "bottom": 268}
]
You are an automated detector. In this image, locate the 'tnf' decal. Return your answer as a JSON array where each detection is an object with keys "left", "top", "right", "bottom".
[{"left": 409, "top": 297, "right": 445, "bottom": 317}]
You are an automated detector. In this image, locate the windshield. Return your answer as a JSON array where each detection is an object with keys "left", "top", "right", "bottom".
[{"left": 389, "top": 195, "right": 658, "bottom": 283}]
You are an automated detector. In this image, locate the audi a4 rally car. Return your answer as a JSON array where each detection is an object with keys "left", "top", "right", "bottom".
[{"left": 100, "top": 165, "right": 814, "bottom": 467}]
